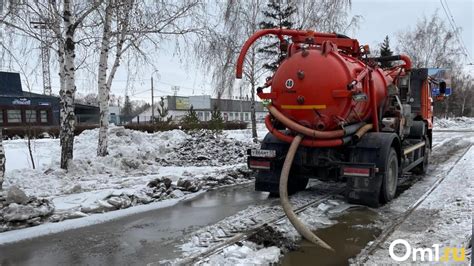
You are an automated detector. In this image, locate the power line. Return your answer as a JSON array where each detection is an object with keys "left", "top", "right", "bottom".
[
  {"left": 443, "top": 0, "right": 472, "bottom": 61},
  {"left": 440, "top": 0, "right": 473, "bottom": 63}
]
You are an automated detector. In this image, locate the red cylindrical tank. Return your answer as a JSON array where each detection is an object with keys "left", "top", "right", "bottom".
[{"left": 270, "top": 48, "right": 391, "bottom": 130}]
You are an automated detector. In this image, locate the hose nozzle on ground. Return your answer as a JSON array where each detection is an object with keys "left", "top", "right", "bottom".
[{"left": 279, "top": 134, "right": 334, "bottom": 251}]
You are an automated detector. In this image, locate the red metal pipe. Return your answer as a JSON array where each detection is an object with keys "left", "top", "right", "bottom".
[
  {"left": 236, "top": 29, "right": 337, "bottom": 78},
  {"left": 369, "top": 71, "right": 379, "bottom": 132},
  {"left": 399, "top": 54, "right": 412, "bottom": 70},
  {"left": 265, "top": 115, "right": 343, "bottom": 147}
]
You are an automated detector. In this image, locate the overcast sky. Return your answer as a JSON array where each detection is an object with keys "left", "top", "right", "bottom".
[{"left": 18, "top": 0, "right": 474, "bottom": 102}]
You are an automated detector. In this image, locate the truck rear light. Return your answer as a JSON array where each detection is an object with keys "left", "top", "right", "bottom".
[
  {"left": 343, "top": 167, "right": 371, "bottom": 177},
  {"left": 248, "top": 160, "right": 271, "bottom": 170}
]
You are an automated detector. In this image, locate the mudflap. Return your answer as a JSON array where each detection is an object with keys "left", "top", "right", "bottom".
[
  {"left": 344, "top": 164, "right": 382, "bottom": 207},
  {"left": 253, "top": 132, "right": 307, "bottom": 195},
  {"left": 255, "top": 168, "right": 280, "bottom": 193},
  {"left": 345, "top": 132, "right": 401, "bottom": 207}
]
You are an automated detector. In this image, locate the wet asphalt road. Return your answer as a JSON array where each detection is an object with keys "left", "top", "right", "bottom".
[{"left": 0, "top": 184, "right": 269, "bottom": 266}]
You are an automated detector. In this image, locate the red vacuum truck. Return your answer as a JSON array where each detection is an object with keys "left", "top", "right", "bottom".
[{"left": 237, "top": 29, "right": 449, "bottom": 249}]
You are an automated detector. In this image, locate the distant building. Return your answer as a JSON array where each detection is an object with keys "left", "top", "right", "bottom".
[
  {"left": 0, "top": 71, "right": 99, "bottom": 127},
  {"left": 132, "top": 95, "right": 267, "bottom": 123},
  {"left": 109, "top": 106, "right": 121, "bottom": 125}
]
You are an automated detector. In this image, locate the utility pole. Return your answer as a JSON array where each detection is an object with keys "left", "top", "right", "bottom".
[
  {"left": 151, "top": 76, "right": 155, "bottom": 121},
  {"left": 172, "top": 86, "right": 180, "bottom": 96},
  {"left": 239, "top": 83, "right": 243, "bottom": 121},
  {"left": 30, "top": 20, "right": 52, "bottom": 96}
]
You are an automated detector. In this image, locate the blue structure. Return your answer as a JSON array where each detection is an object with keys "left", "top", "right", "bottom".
[
  {"left": 0, "top": 71, "right": 60, "bottom": 126},
  {"left": 0, "top": 71, "right": 99, "bottom": 127}
]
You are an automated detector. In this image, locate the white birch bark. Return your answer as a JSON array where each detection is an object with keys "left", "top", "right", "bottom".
[
  {"left": 59, "top": 0, "right": 76, "bottom": 169},
  {"left": 0, "top": 129, "right": 5, "bottom": 190},
  {"left": 97, "top": 0, "right": 132, "bottom": 156},
  {"left": 97, "top": 0, "right": 114, "bottom": 157}
]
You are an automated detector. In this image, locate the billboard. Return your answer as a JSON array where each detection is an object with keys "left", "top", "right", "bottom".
[
  {"left": 175, "top": 97, "right": 190, "bottom": 110},
  {"left": 189, "top": 95, "right": 211, "bottom": 109}
]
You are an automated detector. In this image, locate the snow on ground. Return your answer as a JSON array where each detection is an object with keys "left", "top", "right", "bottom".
[
  {"left": 189, "top": 196, "right": 357, "bottom": 265},
  {"left": 164, "top": 180, "right": 346, "bottom": 264},
  {"left": 434, "top": 116, "right": 474, "bottom": 130},
  {"left": 170, "top": 130, "right": 474, "bottom": 265},
  {"left": 360, "top": 145, "right": 473, "bottom": 264},
  {"left": 1, "top": 126, "right": 261, "bottom": 233},
  {"left": 201, "top": 241, "right": 282, "bottom": 265},
  {"left": 223, "top": 123, "right": 268, "bottom": 142}
]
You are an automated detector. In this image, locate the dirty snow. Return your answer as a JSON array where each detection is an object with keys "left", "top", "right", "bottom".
[
  {"left": 434, "top": 116, "right": 474, "bottom": 130},
  {"left": 358, "top": 144, "right": 474, "bottom": 264},
  {"left": 0, "top": 192, "right": 203, "bottom": 245},
  {"left": 170, "top": 130, "right": 474, "bottom": 265},
  {"left": 1, "top": 126, "right": 260, "bottom": 233},
  {"left": 201, "top": 241, "right": 282, "bottom": 265},
  {"left": 187, "top": 197, "right": 357, "bottom": 265}
]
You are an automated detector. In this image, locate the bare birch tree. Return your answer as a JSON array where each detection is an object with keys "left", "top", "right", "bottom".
[
  {"left": 1, "top": 1, "right": 101, "bottom": 169},
  {"left": 396, "top": 12, "right": 464, "bottom": 69},
  {"left": 95, "top": 0, "right": 202, "bottom": 156},
  {"left": 396, "top": 12, "right": 471, "bottom": 117},
  {"left": 292, "top": 0, "right": 360, "bottom": 33}
]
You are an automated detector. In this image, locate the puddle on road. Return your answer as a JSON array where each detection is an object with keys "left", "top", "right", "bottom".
[
  {"left": 281, "top": 208, "right": 381, "bottom": 266},
  {"left": 0, "top": 183, "right": 271, "bottom": 266}
]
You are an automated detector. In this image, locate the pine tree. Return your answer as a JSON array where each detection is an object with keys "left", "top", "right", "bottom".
[
  {"left": 380, "top": 35, "right": 394, "bottom": 68},
  {"left": 181, "top": 105, "right": 200, "bottom": 130},
  {"left": 209, "top": 105, "right": 224, "bottom": 133},
  {"left": 259, "top": 0, "right": 296, "bottom": 72},
  {"left": 121, "top": 95, "right": 133, "bottom": 122}
]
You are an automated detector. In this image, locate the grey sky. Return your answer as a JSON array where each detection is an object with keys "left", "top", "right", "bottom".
[
  {"left": 16, "top": 0, "right": 474, "bottom": 102},
  {"left": 129, "top": 0, "right": 474, "bottom": 101}
]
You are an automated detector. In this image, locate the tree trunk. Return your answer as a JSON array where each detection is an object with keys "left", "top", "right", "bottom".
[
  {"left": 0, "top": 129, "right": 5, "bottom": 190},
  {"left": 444, "top": 99, "right": 449, "bottom": 119},
  {"left": 97, "top": 0, "right": 114, "bottom": 157},
  {"left": 460, "top": 96, "right": 466, "bottom": 116},
  {"left": 60, "top": 0, "right": 77, "bottom": 169}
]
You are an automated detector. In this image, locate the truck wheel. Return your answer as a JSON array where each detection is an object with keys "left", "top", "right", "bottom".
[
  {"left": 380, "top": 148, "right": 399, "bottom": 203},
  {"left": 412, "top": 138, "right": 430, "bottom": 175}
]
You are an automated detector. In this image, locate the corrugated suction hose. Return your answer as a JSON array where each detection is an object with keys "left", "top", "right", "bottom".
[{"left": 279, "top": 134, "right": 334, "bottom": 251}]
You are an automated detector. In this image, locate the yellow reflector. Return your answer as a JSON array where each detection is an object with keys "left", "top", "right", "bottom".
[{"left": 281, "top": 105, "right": 326, "bottom": 110}]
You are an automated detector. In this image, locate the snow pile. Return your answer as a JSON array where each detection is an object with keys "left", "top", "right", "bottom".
[
  {"left": 1, "top": 186, "right": 54, "bottom": 232},
  {"left": 434, "top": 116, "right": 474, "bottom": 130},
  {"left": 202, "top": 241, "right": 281, "bottom": 265},
  {"left": 159, "top": 130, "right": 257, "bottom": 166},
  {"left": 68, "top": 127, "right": 189, "bottom": 176},
  {"left": 223, "top": 123, "right": 269, "bottom": 142},
  {"left": 2, "top": 126, "right": 259, "bottom": 232}
]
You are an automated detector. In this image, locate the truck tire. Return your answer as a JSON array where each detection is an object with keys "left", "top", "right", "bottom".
[
  {"left": 380, "top": 148, "right": 399, "bottom": 203},
  {"left": 411, "top": 137, "right": 430, "bottom": 175}
]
